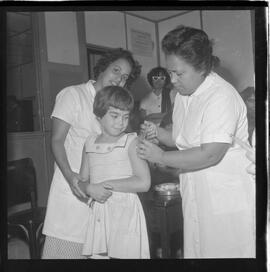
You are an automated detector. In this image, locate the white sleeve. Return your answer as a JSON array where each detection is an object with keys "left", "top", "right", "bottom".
[
  {"left": 51, "top": 87, "right": 79, "bottom": 126},
  {"left": 200, "top": 92, "right": 239, "bottom": 144}
]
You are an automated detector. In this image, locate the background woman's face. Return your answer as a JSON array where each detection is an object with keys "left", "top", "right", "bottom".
[
  {"left": 98, "top": 58, "right": 132, "bottom": 89},
  {"left": 152, "top": 72, "right": 166, "bottom": 90},
  {"left": 165, "top": 54, "right": 205, "bottom": 96}
]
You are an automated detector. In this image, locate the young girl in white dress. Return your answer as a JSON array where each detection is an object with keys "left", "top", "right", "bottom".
[{"left": 78, "top": 86, "right": 151, "bottom": 259}]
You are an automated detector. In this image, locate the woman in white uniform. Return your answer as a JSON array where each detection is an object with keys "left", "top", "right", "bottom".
[
  {"left": 137, "top": 25, "right": 255, "bottom": 258},
  {"left": 42, "top": 48, "right": 141, "bottom": 259}
]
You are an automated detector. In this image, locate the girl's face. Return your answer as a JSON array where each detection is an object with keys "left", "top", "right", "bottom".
[
  {"left": 152, "top": 73, "right": 166, "bottom": 90},
  {"left": 99, "top": 106, "right": 130, "bottom": 139},
  {"left": 96, "top": 58, "right": 132, "bottom": 91},
  {"left": 165, "top": 54, "right": 205, "bottom": 96}
]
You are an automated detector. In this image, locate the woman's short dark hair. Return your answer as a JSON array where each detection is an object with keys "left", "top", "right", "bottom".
[
  {"left": 161, "top": 25, "right": 220, "bottom": 77},
  {"left": 147, "top": 66, "right": 171, "bottom": 88},
  {"left": 93, "top": 48, "right": 141, "bottom": 88},
  {"left": 93, "top": 86, "right": 134, "bottom": 118}
]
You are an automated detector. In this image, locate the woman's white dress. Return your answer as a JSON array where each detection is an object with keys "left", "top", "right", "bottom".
[
  {"left": 82, "top": 133, "right": 150, "bottom": 259},
  {"left": 173, "top": 72, "right": 255, "bottom": 258},
  {"left": 42, "top": 80, "right": 101, "bottom": 244}
]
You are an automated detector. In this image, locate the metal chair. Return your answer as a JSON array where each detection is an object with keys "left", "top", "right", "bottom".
[{"left": 7, "top": 158, "right": 46, "bottom": 259}]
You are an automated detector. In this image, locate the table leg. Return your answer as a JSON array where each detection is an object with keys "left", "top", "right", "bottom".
[
  {"left": 158, "top": 207, "right": 171, "bottom": 258},
  {"left": 28, "top": 220, "right": 37, "bottom": 259}
]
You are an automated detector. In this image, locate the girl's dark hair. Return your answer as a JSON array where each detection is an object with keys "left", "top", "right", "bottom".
[
  {"left": 147, "top": 66, "right": 171, "bottom": 88},
  {"left": 93, "top": 86, "right": 134, "bottom": 118},
  {"left": 93, "top": 48, "right": 142, "bottom": 88},
  {"left": 162, "top": 25, "right": 220, "bottom": 77}
]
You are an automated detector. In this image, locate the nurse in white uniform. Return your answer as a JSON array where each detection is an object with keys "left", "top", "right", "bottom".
[
  {"left": 137, "top": 25, "right": 255, "bottom": 258},
  {"left": 42, "top": 48, "right": 141, "bottom": 259}
]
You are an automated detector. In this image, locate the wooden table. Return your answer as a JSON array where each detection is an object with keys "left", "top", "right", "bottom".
[{"left": 139, "top": 189, "right": 183, "bottom": 258}]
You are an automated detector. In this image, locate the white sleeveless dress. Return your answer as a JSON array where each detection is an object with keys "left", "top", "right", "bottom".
[{"left": 82, "top": 133, "right": 150, "bottom": 259}]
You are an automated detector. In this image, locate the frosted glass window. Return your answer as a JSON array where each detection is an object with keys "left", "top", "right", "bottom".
[{"left": 7, "top": 12, "right": 40, "bottom": 132}]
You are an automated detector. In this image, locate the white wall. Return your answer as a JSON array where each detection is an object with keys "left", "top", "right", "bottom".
[
  {"left": 158, "top": 11, "right": 201, "bottom": 67},
  {"left": 203, "top": 10, "right": 254, "bottom": 91},
  {"left": 43, "top": 10, "right": 254, "bottom": 94},
  {"left": 84, "top": 11, "right": 126, "bottom": 49},
  {"left": 126, "top": 14, "right": 157, "bottom": 100}
]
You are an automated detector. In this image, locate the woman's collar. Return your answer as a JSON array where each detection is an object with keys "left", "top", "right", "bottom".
[{"left": 190, "top": 72, "right": 214, "bottom": 97}]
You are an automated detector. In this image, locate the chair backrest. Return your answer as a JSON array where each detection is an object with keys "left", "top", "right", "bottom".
[{"left": 7, "top": 158, "right": 37, "bottom": 212}]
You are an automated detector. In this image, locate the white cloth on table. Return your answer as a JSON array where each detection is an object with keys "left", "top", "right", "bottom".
[
  {"left": 42, "top": 80, "right": 101, "bottom": 243},
  {"left": 82, "top": 133, "right": 150, "bottom": 259},
  {"left": 172, "top": 72, "right": 255, "bottom": 258}
]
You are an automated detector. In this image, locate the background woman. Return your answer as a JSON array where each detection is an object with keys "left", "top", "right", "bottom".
[
  {"left": 139, "top": 66, "right": 172, "bottom": 125},
  {"left": 138, "top": 25, "right": 255, "bottom": 258},
  {"left": 42, "top": 48, "right": 141, "bottom": 259}
]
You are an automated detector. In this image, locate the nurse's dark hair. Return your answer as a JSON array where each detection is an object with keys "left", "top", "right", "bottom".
[
  {"left": 161, "top": 25, "right": 220, "bottom": 77},
  {"left": 93, "top": 48, "right": 142, "bottom": 88},
  {"left": 93, "top": 86, "right": 134, "bottom": 118},
  {"left": 147, "top": 66, "right": 171, "bottom": 88}
]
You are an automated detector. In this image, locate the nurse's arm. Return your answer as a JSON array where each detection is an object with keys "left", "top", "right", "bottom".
[
  {"left": 51, "top": 117, "right": 86, "bottom": 198},
  {"left": 51, "top": 117, "right": 72, "bottom": 178},
  {"left": 161, "top": 142, "right": 230, "bottom": 171},
  {"left": 157, "top": 126, "right": 175, "bottom": 147}
]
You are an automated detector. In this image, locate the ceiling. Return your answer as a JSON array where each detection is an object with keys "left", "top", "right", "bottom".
[{"left": 125, "top": 10, "right": 190, "bottom": 22}]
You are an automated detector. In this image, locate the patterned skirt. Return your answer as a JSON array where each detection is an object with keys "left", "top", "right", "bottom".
[{"left": 42, "top": 236, "right": 86, "bottom": 259}]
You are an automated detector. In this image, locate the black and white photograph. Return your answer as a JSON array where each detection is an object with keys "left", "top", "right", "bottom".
[{"left": 1, "top": 1, "right": 268, "bottom": 271}]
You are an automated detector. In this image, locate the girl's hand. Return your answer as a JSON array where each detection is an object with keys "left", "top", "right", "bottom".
[
  {"left": 65, "top": 171, "right": 87, "bottom": 199},
  {"left": 87, "top": 183, "right": 113, "bottom": 203},
  {"left": 137, "top": 139, "right": 164, "bottom": 164}
]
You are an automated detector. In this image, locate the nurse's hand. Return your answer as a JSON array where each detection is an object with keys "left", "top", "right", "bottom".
[
  {"left": 66, "top": 171, "right": 88, "bottom": 199},
  {"left": 86, "top": 183, "right": 113, "bottom": 203},
  {"left": 137, "top": 139, "right": 164, "bottom": 164},
  {"left": 140, "top": 121, "right": 158, "bottom": 144}
]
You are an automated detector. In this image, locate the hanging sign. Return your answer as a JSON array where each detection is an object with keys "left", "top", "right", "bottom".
[{"left": 131, "top": 29, "right": 153, "bottom": 57}]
